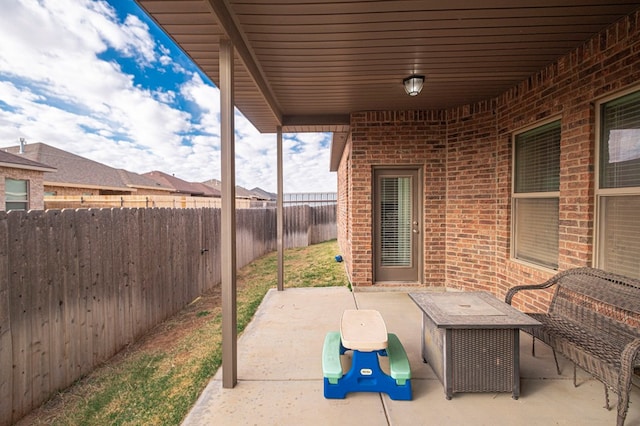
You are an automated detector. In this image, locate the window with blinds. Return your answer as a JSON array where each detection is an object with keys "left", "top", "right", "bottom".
[
  {"left": 598, "top": 195, "right": 640, "bottom": 279},
  {"left": 600, "top": 90, "right": 640, "bottom": 189},
  {"left": 512, "top": 120, "right": 560, "bottom": 269},
  {"left": 597, "top": 89, "right": 640, "bottom": 279},
  {"left": 514, "top": 198, "right": 559, "bottom": 269},
  {"left": 6, "top": 178, "right": 29, "bottom": 211},
  {"left": 380, "top": 176, "right": 412, "bottom": 267}
]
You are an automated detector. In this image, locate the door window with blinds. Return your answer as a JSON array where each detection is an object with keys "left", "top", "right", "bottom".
[
  {"left": 596, "top": 89, "right": 640, "bottom": 280},
  {"left": 512, "top": 120, "right": 560, "bottom": 269},
  {"left": 379, "top": 176, "right": 412, "bottom": 267}
]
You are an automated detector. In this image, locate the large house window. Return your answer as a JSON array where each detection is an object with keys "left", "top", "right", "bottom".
[
  {"left": 596, "top": 89, "right": 640, "bottom": 279},
  {"left": 512, "top": 120, "right": 560, "bottom": 269},
  {"left": 6, "top": 178, "right": 29, "bottom": 211}
]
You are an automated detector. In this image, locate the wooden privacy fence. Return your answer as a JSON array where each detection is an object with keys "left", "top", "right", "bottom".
[
  {"left": 0, "top": 204, "right": 335, "bottom": 424},
  {"left": 44, "top": 195, "right": 253, "bottom": 210}
]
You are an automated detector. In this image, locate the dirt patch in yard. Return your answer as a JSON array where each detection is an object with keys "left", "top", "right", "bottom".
[{"left": 134, "top": 285, "right": 222, "bottom": 353}]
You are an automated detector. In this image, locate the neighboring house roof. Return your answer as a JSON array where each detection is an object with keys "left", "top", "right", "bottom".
[
  {"left": 4, "top": 142, "right": 173, "bottom": 193},
  {"left": 250, "top": 187, "right": 276, "bottom": 200},
  {"left": 116, "top": 169, "right": 173, "bottom": 192},
  {"left": 144, "top": 171, "right": 213, "bottom": 196},
  {"left": 2, "top": 142, "right": 262, "bottom": 198},
  {"left": 190, "top": 182, "right": 221, "bottom": 197},
  {"left": 0, "top": 149, "right": 56, "bottom": 172},
  {"left": 202, "top": 179, "right": 257, "bottom": 199}
]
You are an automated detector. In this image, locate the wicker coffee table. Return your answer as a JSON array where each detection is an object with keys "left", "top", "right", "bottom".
[{"left": 409, "top": 291, "right": 541, "bottom": 399}]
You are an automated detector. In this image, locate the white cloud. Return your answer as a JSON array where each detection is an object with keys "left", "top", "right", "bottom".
[
  {"left": 180, "top": 73, "right": 220, "bottom": 133},
  {"left": 0, "top": 0, "right": 337, "bottom": 194}
]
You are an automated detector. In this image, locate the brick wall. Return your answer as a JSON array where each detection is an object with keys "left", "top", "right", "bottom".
[
  {"left": 493, "top": 10, "right": 640, "bottom": 305},
  {"left": 445, "top": 101, "right": 498, "bottom": 292},
  {"left": 348, "top": 110, "right": 447, "bottom": 287},
  {"left": 336, "top": 138, "right": 352, "bottom": 282},
  {"left": 0, "top": 166, "right": 46, "bottom": 210},
  {"left": 337, "top": 10, "right": 640, "bottom": 306},
  {"left": 44, "top": 185, "right": 98, "bottom": 196},
  {"left": 44, "top": 185, "right": 170, "bottom": 196}
]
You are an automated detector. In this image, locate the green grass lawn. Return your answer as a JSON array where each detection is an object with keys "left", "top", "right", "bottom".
[{"left": 21, "top": 240, "right": 348, "bottom": 426}]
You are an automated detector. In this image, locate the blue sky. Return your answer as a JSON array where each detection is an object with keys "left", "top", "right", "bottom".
[{"left": 0, "top": 0, "right": 336, "bottom": 193}]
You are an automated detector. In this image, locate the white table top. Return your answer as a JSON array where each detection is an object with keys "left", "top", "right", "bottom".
[{"left": 340, "top": 309, "right": 388, "bottom": 351}]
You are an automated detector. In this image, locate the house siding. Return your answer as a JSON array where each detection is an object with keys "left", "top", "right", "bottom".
[
  {"left": 338, "top": 10, "right": 640, "bottom": 305},
  {"left": 44, "top": 185, "right": 169, "bottom": 196},
  {"left": 45, "top": 185, "right": 99, "bottom": 196},
  {"left": 0, "top": 166, "right": 46, "bottom": 210}
]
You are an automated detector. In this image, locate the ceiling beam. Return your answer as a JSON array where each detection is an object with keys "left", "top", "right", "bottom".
[
  {"left": 282, "top": 114, "right": 350, "bottom": 127},
  {"left": 204, "top": 0, "right": 283, "bottom": 125},
  {"left": 330, "top": 132, "right": 349, "bottom": 172}
]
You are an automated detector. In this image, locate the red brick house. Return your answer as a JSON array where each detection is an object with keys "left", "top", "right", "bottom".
[
  {"left": 0, "top": 149, "right": 56, "bottom": 211},
  {"left": 136, "top": 3, "right": 640, "bottom": 294},
  {"left": 4, "top": 143, "right": 173, "bottom": 196},
  {"left": 331, "top": 15, "right": 640, "bottom": 290},
  {"left": 136, "top": 1, "right": 640, "bottom": 388}
]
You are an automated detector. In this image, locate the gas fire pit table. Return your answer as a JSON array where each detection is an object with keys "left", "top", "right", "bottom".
[{"left": 409, "top": 291, "right": 541, "bottom": 400}]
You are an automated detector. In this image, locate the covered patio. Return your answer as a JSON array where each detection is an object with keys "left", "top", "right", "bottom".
[
  {"left": 132, "top": 1, "right": 640, "bottom": 422},
  {"left": 182, "top": 286, "right": 640, "bottom": 425}
]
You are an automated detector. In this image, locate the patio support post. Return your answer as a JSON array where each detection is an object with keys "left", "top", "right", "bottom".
[
  {"left": 220, "top": 37, "right": 237, "bottom": 389},
  {"left": 277, "top": 126, "right": 284, "bottom": 291}
]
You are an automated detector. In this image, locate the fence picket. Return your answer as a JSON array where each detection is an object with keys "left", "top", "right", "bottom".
[
  {"left": 30, "top": 210, "right": 49, "bottom": 413},
  {"left": 0, "top": 212, "right": 11, "bottom": 422},
  {"left": 46, "top": 210, "right": 64, "bottom": 396},
  {"left": 8, "top": 211, "right": 30, "bottom": 422},
  {"left": 129, "top": 209, "right": 142, "bottom": 344},
  {"left": 60, "top": 209, "right": 78, "bottom": 398}
]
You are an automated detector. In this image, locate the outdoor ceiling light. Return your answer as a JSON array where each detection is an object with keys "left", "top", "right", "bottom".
[{"left": 403, "top": 74, "right": 425, "bottom": 96}]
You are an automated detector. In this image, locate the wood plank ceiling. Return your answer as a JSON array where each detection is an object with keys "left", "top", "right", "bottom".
[{"left": 136, "top": 0, "right": 640, "bottom": 134}]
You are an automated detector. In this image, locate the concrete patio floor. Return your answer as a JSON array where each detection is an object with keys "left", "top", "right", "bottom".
[{"left": 183, "top": 287, "right": 640, "bottom": 426}]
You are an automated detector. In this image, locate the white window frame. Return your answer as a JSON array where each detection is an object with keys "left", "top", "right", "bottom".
[
  {"left": 511, "top": 117, "right": 561, "bottom": 270},
  {"left": 594, "top": 86, "right": 640, "bottom": 279}
]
